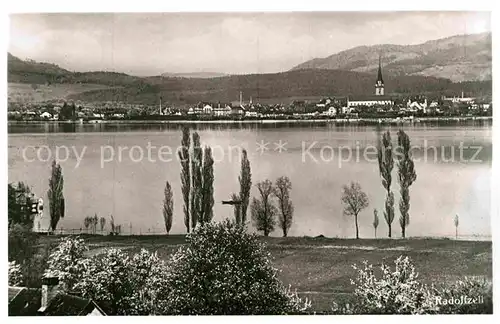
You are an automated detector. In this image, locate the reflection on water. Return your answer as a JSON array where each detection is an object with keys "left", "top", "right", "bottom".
[
  {"left": 7, "top": 121, "right": 492, "bottom": 239},
  {"left": 7, "top": 119, "right": 493, "bottom": 134}
]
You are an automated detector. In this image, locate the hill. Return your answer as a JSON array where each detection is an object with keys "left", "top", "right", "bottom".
[
  {"left": 7, "top": 53, "right": 492, "bottom": 105},
  {"left": 70, "top": 69, "right": 460, "bottom": 105},
  {"left": 8, "top": 53, "right": 152, "bottom": 88},
  {"left": 291, "top": 33, "right": 492, "bottom": 82},
  {"left": 160, "top": 72, "right": 228, "bottom": 79}
]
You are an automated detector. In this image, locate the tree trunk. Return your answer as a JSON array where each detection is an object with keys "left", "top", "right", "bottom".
[
  {"left": 456, "top": 227, "right": 458, "bottom": 240},
  {"left": 388, "top": 224, "right": 392, "bottom": 238},
  {"left": 283, "top": 229, "right": 287, "bottom": 237},
  {"left": 402, "top": 226, "right": 406, "bottom": 238},
  {"left": 355, "top": 214, "right": 359, "bottom": 239},
  {"left": 374, "top": 228, "right": 377, "bottom": 238}
]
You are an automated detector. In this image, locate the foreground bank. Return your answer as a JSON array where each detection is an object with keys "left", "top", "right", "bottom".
[{"left": 34, "top": 233, "right": 492, "bottom": 312}]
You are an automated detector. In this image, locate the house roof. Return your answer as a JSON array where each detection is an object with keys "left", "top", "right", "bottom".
[
  {"left": 348, "top": 95, "right": 394, "bottom": 102},
  {"left": 8, "top": 287, "right": 105, "bottom": 316}
]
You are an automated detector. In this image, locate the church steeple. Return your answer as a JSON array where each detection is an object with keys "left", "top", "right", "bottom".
[{"left": 375, "top": 54, "right": 385, "bottom": 96}]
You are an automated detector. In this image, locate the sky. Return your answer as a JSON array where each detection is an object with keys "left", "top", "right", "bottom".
[{"left": 8, "top": 11, "right": 491, "bottom": 76}]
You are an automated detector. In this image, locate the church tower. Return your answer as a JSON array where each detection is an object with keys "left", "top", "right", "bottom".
[{"left": 375, "top": 54, "right": 384, "bottom": 96}]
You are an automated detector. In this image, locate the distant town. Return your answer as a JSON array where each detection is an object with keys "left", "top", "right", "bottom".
[{"left": 8, "top": 59, "right": 492, "bottom": 123}]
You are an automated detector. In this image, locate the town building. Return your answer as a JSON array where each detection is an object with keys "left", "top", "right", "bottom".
[
  {"left": 443, "top": 92, "right": 476, "bottom": 103},
  {"left": 213, "top": 103, "right": 232, "bottom": 116}
]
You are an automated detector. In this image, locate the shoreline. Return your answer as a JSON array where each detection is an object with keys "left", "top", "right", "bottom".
[{"left": 8, "top": 116, "right": 493, "bottom": 126}]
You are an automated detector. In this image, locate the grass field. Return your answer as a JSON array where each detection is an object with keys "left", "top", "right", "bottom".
[{"left": 38, "top": 234, "right": 492, "bottom": 311}]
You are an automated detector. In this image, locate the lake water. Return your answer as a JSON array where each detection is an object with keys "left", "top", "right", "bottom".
[{"left": 8, "top": 121, "right": 492, "bottom": 239}]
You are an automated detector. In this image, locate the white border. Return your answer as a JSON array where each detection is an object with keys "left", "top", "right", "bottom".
[{"left": 1, "top": 1, "right": 496, "bottom": 323}]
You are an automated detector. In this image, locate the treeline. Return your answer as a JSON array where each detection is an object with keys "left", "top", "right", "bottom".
[
  {"left": 160, "top": 126, "right": 463, "bottom": 239},
  {"left": 8, "top": 160, "right": 65, "bottom": 286},
  {"left": 160, "top": 127, "right": 296, "bottom": 237}
]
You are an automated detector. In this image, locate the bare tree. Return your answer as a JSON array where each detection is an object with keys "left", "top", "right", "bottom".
[
  {"left": 397, "top": 130, "right": 417, "bottom": 238},
  {"left": 83, "top": 216, "right": 92, "bottom": 234},
  {"left": 341, "top": 182, "right": 369, "bottom": 239},
  {"left": 454, "top": 214, "right": 459, "bottom": 239},
  {"left": 251, "top": 180, "right": 277, "bottom": 237},
  {"left": 373, "top": 209, "right": 379, "bottom": 238},
  {"left": 274, "top": 176, "right": 294, "bottom": 237},
  {"left": 109, "top": 214, "right": 115, "bottom": 235},
  {"left": 92, "top": 213, "right": 98, "bottom": 234},
  {"left": 99, "top": 217, "right": 106, "bottom": 234},
  {"left": 163, "top": 181, "right": 174, "bottom": 234}
]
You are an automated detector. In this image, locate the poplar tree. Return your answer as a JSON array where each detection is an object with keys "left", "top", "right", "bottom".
[
  {"left": 47, "top": 160, "right": 65, "bottom": 232},
  {"left": 198, "top": 146, "right": 214, "bottom": 224},
  {"left": 377, "top": 130, "right": 395, "bottom": 238},
  {"left": 191, "top": 132, "right": 202, "bottom": 228},
  {"left": 231, "top": 193, "right": 242, "bottom": 224},
  {"left": 238, "top": 149, "right": 252, "bottom": 225},
  {"left": 397, "top": 130, "right": 417, "bottom": 238},
  {"left": 373, "top": 209, "right": 379, "bottom": 238},
  {"left": 178, "top": 127, "right": 191, "bottom": 233},
  {"left": 163, "top": 181, "right": 173, "bottom": 234}
]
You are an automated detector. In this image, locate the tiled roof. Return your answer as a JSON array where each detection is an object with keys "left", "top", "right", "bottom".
[
  {"left": 8, "top": 287, "right": 24, "bottom": 302},
  {"left": 348, "top": 95, "right": 394, "bottom": 101},
  {"left": 43, "top": 292, "right": 95, "bottom": 316},
  {"left": 8, "top": 288, "right": 42, "bottom": 316},
  {"left": 8, "top": 287, "right": 105, "bottom": 316}
]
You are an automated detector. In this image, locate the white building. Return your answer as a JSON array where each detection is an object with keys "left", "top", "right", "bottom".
[
  {"left": 444, "top": 92, "right": 475, "bottom": 103},
  {"left": 214, "top": 104, "right": 232, "bottom": 116},
  {"left": 40, "top": 112, "right": 52, "bottom": 119},
  {"left": 203, "top": 104, "right": 213, "bottom": 115},
  {"left": 326, "top": 106, "right": 337, "bottom": 116},
  {"left": 407, "top": 99, "right": 428, "bottom": 113},
  {"left": 347, "top": 96, "right": 393, "bottom": 108}
]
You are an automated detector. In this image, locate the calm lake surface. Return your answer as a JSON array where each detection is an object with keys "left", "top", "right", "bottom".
[{"left": 8, "top": 121, "right": 492, "bottom": 239}]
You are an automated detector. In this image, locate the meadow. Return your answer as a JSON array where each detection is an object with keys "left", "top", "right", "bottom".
[{"left": 37, "top": 234, "right": 492, "bottom": 311}]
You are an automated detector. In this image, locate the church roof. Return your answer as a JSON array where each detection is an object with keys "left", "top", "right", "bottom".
[{"left": 377, "top": 55, "right": 384, "bottom": 84}]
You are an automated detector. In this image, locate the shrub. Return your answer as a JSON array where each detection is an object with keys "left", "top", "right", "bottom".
[
  {"left": 348, "top": 256, "right": 439, "bottom": 314},
  {"left": 23, "top": 242, "right": 55, "bottom": 288},
  {"left": 8, "top": 224, "right": 50, "bottom": 287},
  {"left": 44, "top": 236, "right": 89, "bottom": 291},
  {"left": 437, "top": 277, "right": 493, "bottom": 314},
  {"left": 43, "top": 236, "right": 170, "bottom": 315},
  {"left": 162, "top": 220, "right": 310, "bottom": 314},
  {"left": 76, "top": 248, "right": 169, "bottom": 315},
  {"left": 8, "top": 224, "right": 38, "bottom": 265}
]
